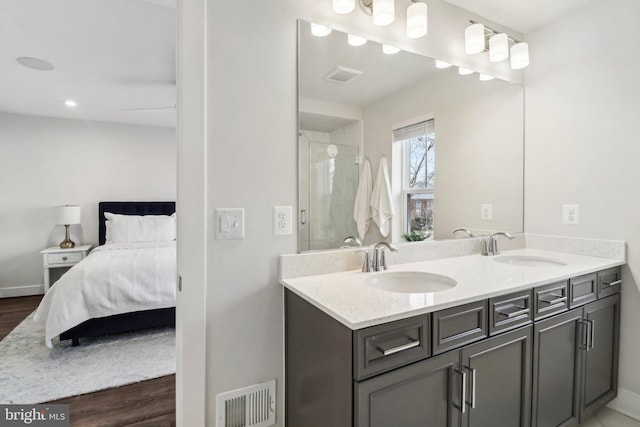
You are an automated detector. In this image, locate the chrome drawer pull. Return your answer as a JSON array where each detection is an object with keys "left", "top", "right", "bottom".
[
  {"left": 380, "top": 339, "right": 420, "bottom": 356},
  {"left": 455, "top": 368, "right": 467, "bottom": 414},
  {"left": 540, "top": 295, "right": 567, "bottom": 305},
  {"left": 496, "top": 306, "right": 530, "bottom": 319},
  {"left": 604, "top": 279, "right": 622, "bottom": 287},
  {"left": 464, "top": 365, "right": 477, "bottom": 409},
  {"left": 578, "top": 319, "right": 590, "bottom": 350}
]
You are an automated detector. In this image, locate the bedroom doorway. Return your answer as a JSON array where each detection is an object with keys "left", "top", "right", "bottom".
[{"left": 0, "top": 0, "right": 179, "bottom": 423}]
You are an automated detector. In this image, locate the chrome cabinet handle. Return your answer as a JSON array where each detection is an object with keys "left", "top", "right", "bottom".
[
  {"left": 379, "top": 339, "right": 420, "bottom": 356},
  {"left": 578, "top": 319, "right": 590, "bottom": 350},
  {"left": 496, "top": 306, "right": 530, "bottom": 319},
  {"left": 464, "top": 365, "right": 477, "bottom": 409},
  {"left": 587, "top": 319, "right": 595, "bottom": 350},
  {"left": 604, "top": 279, "right": 622, "bottom": 288},
  {"left": 455, "top": 368, "right": 467, "bottom": 414}
]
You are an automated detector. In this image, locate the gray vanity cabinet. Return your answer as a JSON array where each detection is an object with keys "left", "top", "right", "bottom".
[
  {"left": 354, "top": 350, "right": 460, "bottom": 427},
  {"left": 531, "top": 293, "right": 620, "bottom": 427},
  {"left": 460, "top": 326, "right": 532, "bottom": 427}
]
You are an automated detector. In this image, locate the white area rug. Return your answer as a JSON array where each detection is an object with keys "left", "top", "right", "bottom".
[{"left": 0, "top": 311, "right": 175, "bottom": 404}]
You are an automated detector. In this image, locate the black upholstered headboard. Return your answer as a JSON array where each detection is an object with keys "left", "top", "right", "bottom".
[{"left": 98, "top": 201, "right": 176, "bottom": 245}]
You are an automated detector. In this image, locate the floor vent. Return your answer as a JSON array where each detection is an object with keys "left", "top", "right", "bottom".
[{"left": 216, "top": 380, "right": 276, "bottom": 427}]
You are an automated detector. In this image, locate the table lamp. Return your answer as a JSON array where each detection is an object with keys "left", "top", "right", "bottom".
[{"left": 57, "top": 205, "right": 81, "bottom": 248}]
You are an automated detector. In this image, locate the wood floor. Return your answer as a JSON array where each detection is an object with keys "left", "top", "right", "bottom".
[{"left": 0, "top": 295, "right": 176, "bottom": 427}]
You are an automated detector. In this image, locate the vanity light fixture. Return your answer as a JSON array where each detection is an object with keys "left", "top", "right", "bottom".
[
  {"left": 479, "top": 74, "right": 495, "bottom": 81},
  {"left": 510, "top": 42, "right": 530, "bottom": 70},
  {"left": 406, "top": 2, "right": 427, "bottom": 38},
  {"left": 338, "top": 0, "right": 427, "bottom": 38},
  {"left": 435, "top": 60, "right": 452, "bottom": 69},
  {"left": 489, "top": 33, "right": 509, "bottom": 62},
  {"left": 464, "top": 20, "right": 530, "bottom": 70},
  {"left": 333, "top": 0, "right": 355, "bottom": 14},
  {"left": 382, "top": 44, "right": 400, "bottom": 54},
  {"left": 348, "top": 34, "right": 368, "bottom": 46},
  {"left": 458, "top": 67, "right": 474, "bottom": 75},
  {"left": 311, "top": 23, "right": 332, "bottom": 37}
]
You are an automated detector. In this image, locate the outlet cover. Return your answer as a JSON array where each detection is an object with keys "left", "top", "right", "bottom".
[
  {"left": 563, "top": 204, "right": 580, "bottom": 225},
  {"left": 273, "top": 206, "right": 293, "bottom": 236},
  {"left": 481, "top": 204, "right": 493, "bottom": 220}
]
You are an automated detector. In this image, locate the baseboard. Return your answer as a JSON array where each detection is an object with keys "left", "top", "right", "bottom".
[
  {"left": 0, "top": 285, "right": 44, "bottom": 298},
  {"left": 607, "top": 388, "right": 640, "bottom": 421}
]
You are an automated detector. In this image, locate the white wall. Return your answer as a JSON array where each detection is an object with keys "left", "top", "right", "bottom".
[
  {"left": 524, "top": 0, "right": 640, "bottom": 412},
  {"left": 0, "top": 113, "right": 176, "bottom": 295},
  {"left": 200, "top": 0, "right": 521, "bottom": 425}
]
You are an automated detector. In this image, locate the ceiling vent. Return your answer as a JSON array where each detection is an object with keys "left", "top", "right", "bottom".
[{"left": 324, "top": 66, "right": 363, "bottom": 84}]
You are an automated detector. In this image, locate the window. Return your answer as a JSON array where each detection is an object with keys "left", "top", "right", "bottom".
[{"left": 394, "top": 119, "right": 435, "bottom": 240}]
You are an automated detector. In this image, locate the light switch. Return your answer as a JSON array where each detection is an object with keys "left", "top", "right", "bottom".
[{"left": 214, "top": 208, "right": 245, "bottom": 240}]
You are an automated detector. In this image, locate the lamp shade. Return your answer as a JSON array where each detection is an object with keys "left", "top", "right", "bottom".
[
  {"left": 57, "top": 205, "right": 81, "bottom": 225},
  {"left": 333, "top": 0, "right": 355, "bottom": 14},
  {"left": 489, "top": 33, "right": 509, "bottom": 62},
  {"left": 406, "top": 2, "right": 428, "bottom": 39},
  {"left": 465, "top": 23, "right": 485, "bottom": 54},
  {"left": 511, "top": 42, "right": 530, "bottom": 69},
  {"left": 373, "top": 0, "right": 394, "bottom": 26}
]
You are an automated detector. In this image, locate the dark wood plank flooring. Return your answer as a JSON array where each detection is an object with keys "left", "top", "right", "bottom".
[{"left": 0, "top": 295, "right": 176, "bottom": 427}]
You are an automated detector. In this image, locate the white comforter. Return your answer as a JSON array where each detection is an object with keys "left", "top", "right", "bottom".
[{"left": 34, "top": 241, "right": 176, "bottom": 346}]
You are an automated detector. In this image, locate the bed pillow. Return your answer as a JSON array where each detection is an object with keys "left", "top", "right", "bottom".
[{"left": 104, "top": 212, "right": 176, "bottom": 244}]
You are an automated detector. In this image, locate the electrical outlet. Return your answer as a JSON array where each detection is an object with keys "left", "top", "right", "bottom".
[
  {"left": 481, "top": 204, "right": 493, "bottom": 220},
  {"left": 563, "top": 204, "right": 580, "bottom": 225},
  {"left": 273, "top": 206, "right": 293, "bottom": 235}
]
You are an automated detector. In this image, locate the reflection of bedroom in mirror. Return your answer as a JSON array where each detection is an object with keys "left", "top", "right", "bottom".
[{"left": 0, "top": 0, "right": 177, "bottom": 421}]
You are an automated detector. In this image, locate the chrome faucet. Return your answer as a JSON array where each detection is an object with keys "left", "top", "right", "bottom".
[
  {"left": 452, "top": 228, "right": 474, "bottom": 238},
  {"left": 481, "top": 232, "right": 514, "bottom": 256},
  {"left": 372, "top": 241, "right": 398, "bottom": 271},
  {"left": 342, "top": 236, "right": 363, "bottom": 248}
]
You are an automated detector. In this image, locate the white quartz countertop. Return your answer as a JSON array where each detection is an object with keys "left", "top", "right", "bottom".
[{"left": 281, "top": 248, "right": 624, "bottom": 330}]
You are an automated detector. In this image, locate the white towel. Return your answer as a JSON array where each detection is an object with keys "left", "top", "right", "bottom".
[
  {"left": 353, "top": 159, "right": 373, "bottom": 240},
  {"left": 371, "top": 157, "right": 394, "bottom": 237}
]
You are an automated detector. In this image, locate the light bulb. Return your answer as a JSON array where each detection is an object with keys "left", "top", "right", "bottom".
[
  {"left": 406, "top": 2, "right": 428, "bottom": 39},
  {"left": 479, "top": 74, "right": 494, "bottom": 81},
  {"left": 489, "top": 33, "right": 509, "bottom": 62},
  {"left": 465, "top": 23, "right": 485, "bottom": 54},
  {"left": 348, "top": 34, "right": 367, "bottom": 47},
  {"left": 458, "top": 67, "right": 474, "bottom": 75},
  {"left": 332, "top": 0, "right": 355, "bottom": 14},
  {"left": 64, "top": 100, "right": 77, "bottom": 108},
  {"left": 373, "top": 0, "right": 394, "bottom": 26},
  {"left": 511, "top": 42, "right": 530, "bottom": 70},
  {"left": 382, "top": 45, "right": 400, "bottom": 54},
  {"left": 311, "top": 23, "right": 332, "bottom": 37},
  {"left": 435, "top": 60, "right": 452, "bottom": 69}
]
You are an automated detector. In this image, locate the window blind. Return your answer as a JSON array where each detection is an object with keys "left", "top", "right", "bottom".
[{"left": 392, "top": 119, "right": 434, "bottom": 142}]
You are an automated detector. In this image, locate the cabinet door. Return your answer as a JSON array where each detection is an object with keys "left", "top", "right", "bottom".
[
  {"left": 355, "top": 350, "right": 461, "bottom": 427},
  {"left": 580, "top": 294, "right": 620, "bottom": 421},
  {"left": 461, "top": 326, "right": 532, "bottom": 427},
  {"left": 532, "top": 309, "right": 583, "bottom": 427}
]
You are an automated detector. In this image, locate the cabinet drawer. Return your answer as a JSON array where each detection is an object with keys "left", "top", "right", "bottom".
[
  {"left": 432, "top": 300, "right": 487, "bottom": 355},
  {"left": 489, "top": 290, "right": 533, "bottom": 335},
  {"left": 569, "top": 273, "right": 597, "bottom": 308},
  {"left": 598, "top": 267, "right": 621, "bottom": 299},
  {"left": 353, "top": 314, "right": 430, "bottom": 381},
  {"left": 533, "top": 281, "right": 569, "bottom": 320},
  {"left": 47, "top": 252, "right": 83, "bottom": 265}
]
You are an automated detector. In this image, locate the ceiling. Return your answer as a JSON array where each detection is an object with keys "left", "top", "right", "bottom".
[
  {"left": 443, "top": 0, "right": 593, "bottom": 34},
  {"left": 0, "top": 0, "right": 176, "bottom": 128}
]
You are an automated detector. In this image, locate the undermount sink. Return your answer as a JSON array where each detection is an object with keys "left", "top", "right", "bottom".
[
  {"left": 365, "top": 271, "right": 457, "bottom": 294},
  {"left": 494, "top": 255, "right": 568, "bottom": 267}
]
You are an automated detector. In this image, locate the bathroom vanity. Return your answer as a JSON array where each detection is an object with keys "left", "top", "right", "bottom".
[{"left": 283, "top": 249, "right": 623, "bottom": 427}]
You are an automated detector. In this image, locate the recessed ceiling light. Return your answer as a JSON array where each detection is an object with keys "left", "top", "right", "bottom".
[
  {"left": 64, "top": 100, "right": 77, "bottom": 108},
  {"left": 16, "top": 57, "right": 55, "bottom": 71}
]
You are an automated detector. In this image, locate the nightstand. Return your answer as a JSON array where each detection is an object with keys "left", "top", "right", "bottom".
[{"left": 40, "top": 245, "right": 92, "bottom": 292}]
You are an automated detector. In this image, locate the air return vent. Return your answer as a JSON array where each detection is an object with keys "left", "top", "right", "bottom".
[
  {"left": 324, "top": 66, "right": 363, "bottom": 84},
  {"left": 216, "top": 380, "right": 276, "bottom": 427}
]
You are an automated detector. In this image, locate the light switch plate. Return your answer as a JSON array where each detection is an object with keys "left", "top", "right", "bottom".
[
  {"left": 273, "top": 205, "right": 293, "bottom": 236},
  {"left": 214, "top": 208, "right": 245, "bottom": 240},
  {"left": 563, "top": 204, "right": 579, "bottom": 225}
]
